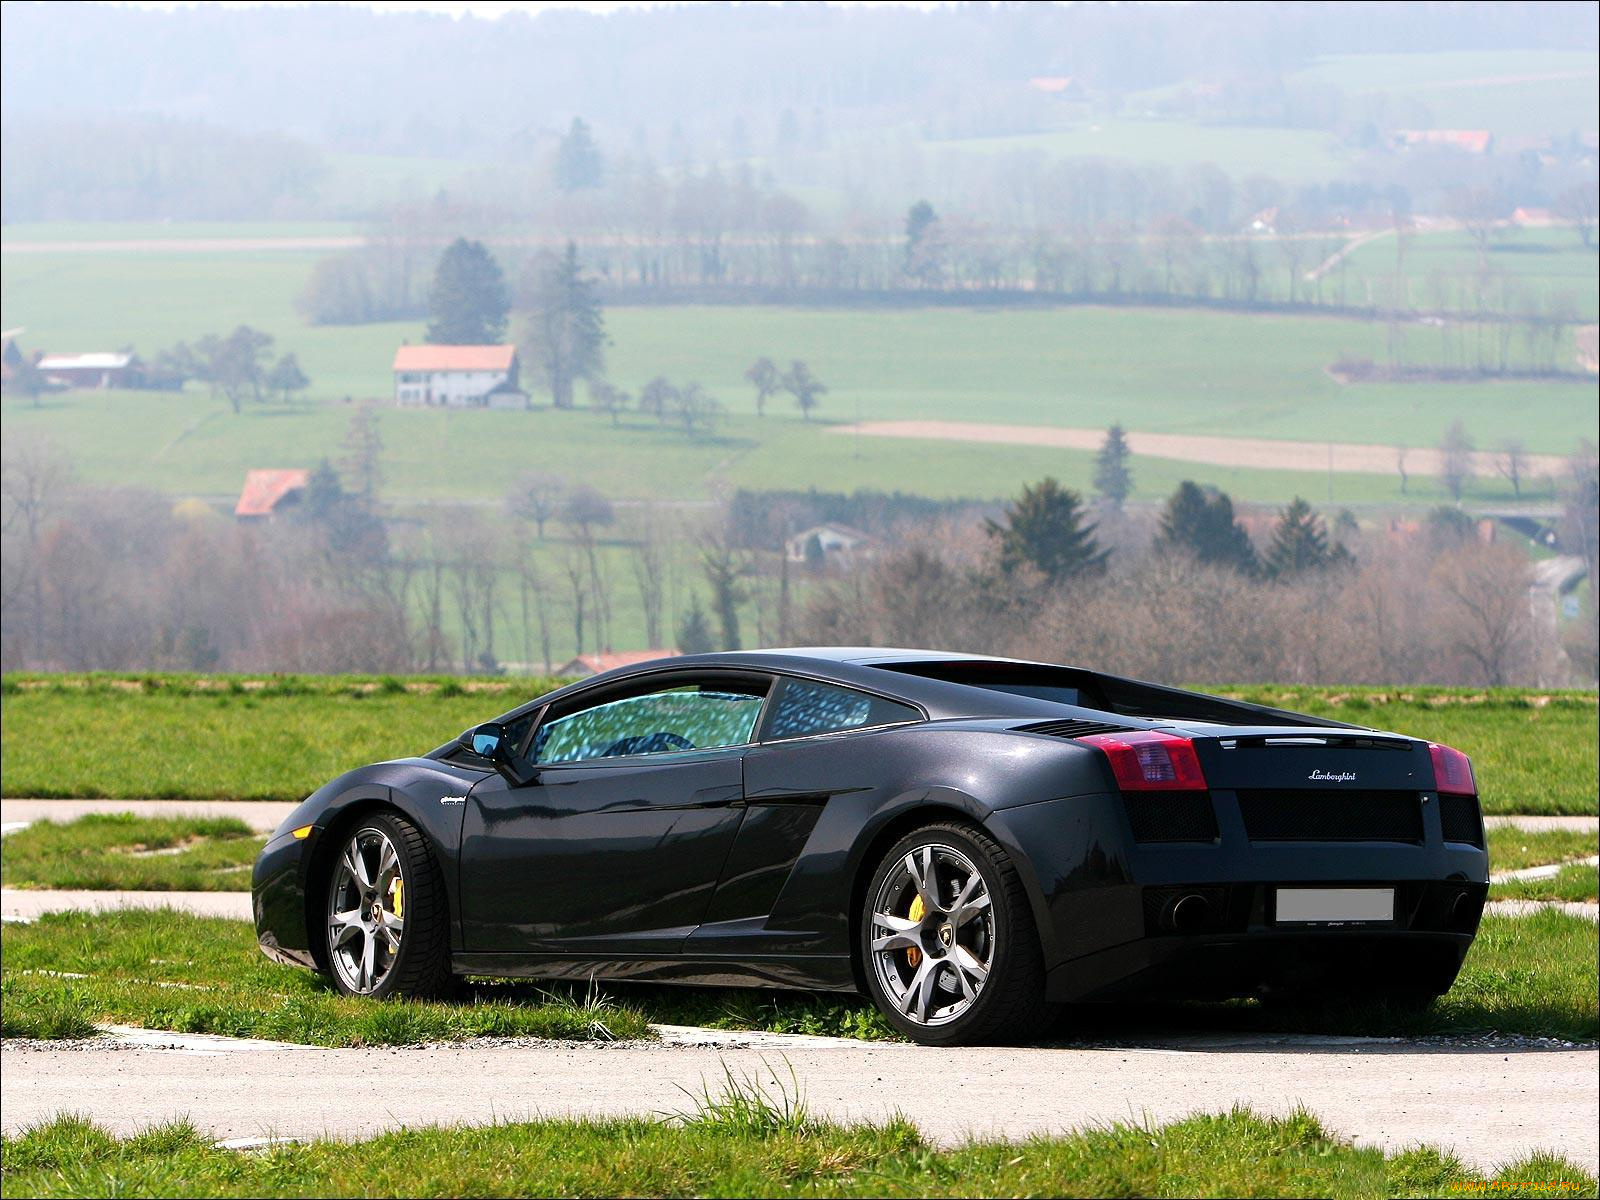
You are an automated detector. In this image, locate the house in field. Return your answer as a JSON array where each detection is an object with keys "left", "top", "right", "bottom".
[
  {"left": 392, "top": 344, "right": 527, "bottom": 409},
  {"left": 235, "top": 468, "right": 310, "bottom": 521},
  {"left": 35, "top": 351, "right": 142, "bottom": 389},
  {"left": 556, "top": 648, "right": 679, "bottom": 678},
  {"left": 1390, "top": 129, "right": 1493, "bottom": 155},
  {"left": 785, "top": 523, "right": 878, "bottom": 566}
]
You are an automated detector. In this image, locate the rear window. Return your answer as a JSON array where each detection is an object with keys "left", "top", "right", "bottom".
[
  {"left": 764, "top": 678, "right": 920, "bottom": 741},
  {"left": 873, "top": 660, "right": 1106, "bottom": 709}
]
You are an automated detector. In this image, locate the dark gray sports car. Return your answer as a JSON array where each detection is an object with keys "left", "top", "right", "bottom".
[{"left": 253, "top": 649, "right": 1488, "bottom": 1044}]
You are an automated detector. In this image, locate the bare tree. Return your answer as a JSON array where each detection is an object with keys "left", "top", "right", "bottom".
[
  {"left": 506, "top": 471, "right": 568, "bottom": 539},
  {"left": 1430, "top": 542, "right": 1534, "bottom": 686},
  {"left": 1494, "top": 438, "right": 1529, "bottom": 499},
  {"left": 1437, "top": 420, "right": 1475, "bottom": 503},
  {"left": 628, "top": 508, "right": 669, "bottom": 649}
]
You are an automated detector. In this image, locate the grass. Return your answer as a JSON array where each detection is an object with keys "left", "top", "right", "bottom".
[
  {"left": 1, "top": 1105, "right": 1594, "bottom": 1199},
  {"left": 1485, "top": 827, "right": 1598, "bottom": 873},
  {"left": 1, "top": 814, "right": 263, "bottom": 892},
  {"left": 5, "top": 675, "right": 1592, "bottom": 813},
  {"left": 2, "top": 908, "right": 1594, "bottom": 1047},
  {"left": 0, "top": 910, "right": 650, "bottom": 1045},
  {"left": 1492, "top": 863, "right": 1599, "bottom": 904}
]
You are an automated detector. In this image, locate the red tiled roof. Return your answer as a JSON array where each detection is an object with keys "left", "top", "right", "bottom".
[
  {"left": 235, "top": 468, "right": 309, "bottom": 517},
  {"left": 393, "top": 345, "right": 516, "bottom": 372},
  {"left": 559, "top": 649, "right": 679, "bottom": 676}
]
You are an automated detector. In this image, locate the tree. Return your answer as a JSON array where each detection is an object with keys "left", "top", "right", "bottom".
[
  {"left": 425, "top": 238, "right": 509, "bottom": 345},
  {"left": 638, "top": 376, "right": 676, "bottom": 427},
  {"left": 1262, "top": 497, "right": 1349, "bottom": 579},
  {"left": 781, "top": 360, "right": 826, "bottom": 421},
  {"left": 1092, "top": 423, "right": 1134, "bottom": 510},
  {"left": 1438, "top": 420, "right": 1476, "bottom": 503},
  {"left": 744, "top": 356, "right": 780, "bottom": 417},
  {"left": 987, "top": 477, "right": 1107, "bottom": 582},
  {"left": 554, "top": 117, "right": 603, "bottom": 192},
  {"left": 303, "top": 458, "right": 344, "bottom": 523},
  {"left": 700, "top": 535, "right": 750, "bottom": 651},
  {"left": 265, "top": 352, "right": 309, "bottom": 403},
  {"left": 1449, "top": 187, "right": 1506, "bottom": 274},
  {"left": 1154, "top": 481, "right": 1256, "bottom": 574},
  {"left": 676, "top": 594, "right": 716, "bottom": 655},
  {"left": 670, "top": 380, "right": 721, "bottom": 435},
  {"left": 1495, "top": 438, "right": 1529, "bottom": 499},
  {"left": 587, "top": 380, "right": 630, "bottom": 426},
  {"left": 904, "top": 199, "right": 942, "bottom": 285},
  {"left": 338, "top": 405, "right": 383, "bottom": 507},
  {"left": 1555, "top": 181, "right": 1598, "bottom": 250},
  {"left": 196, "top": 325, "right": 274, "bottom": 413},
  {"left": 520, "top": 242, "right": 607, "bottom": 410},
  {"left": 506, "top": 471, "right": 567, "bottom": 539}
]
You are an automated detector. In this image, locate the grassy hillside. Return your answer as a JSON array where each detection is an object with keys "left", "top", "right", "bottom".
[{"left": 2, "top": 674, "right": 1593, "bottom": 812}]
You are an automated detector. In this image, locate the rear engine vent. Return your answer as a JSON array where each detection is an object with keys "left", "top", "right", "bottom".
[
  {"left": 1124, "top": 791, "right": 1219, "bottom": 843},
  {"left": 1439, "top": 793, "right": 1485, "bottom": 847},
  {"left": 1018, "top": 718, "right": 1131, "bottom": 740},
  {"left": 1236, "top": 789, "right": 1422, "bottom": 843}
]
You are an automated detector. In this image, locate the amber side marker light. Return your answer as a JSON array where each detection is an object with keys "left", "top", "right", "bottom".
[{"left": 291, "top": 825, "right": 313, "bottom": 840}]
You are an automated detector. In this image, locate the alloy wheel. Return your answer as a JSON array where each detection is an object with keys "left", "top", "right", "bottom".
[
  {"left": 326, "top": 826, "right": 406, "bottom": 994},
  {"left": 868, "top": 842, "right": 994, "bottom": 1027}
]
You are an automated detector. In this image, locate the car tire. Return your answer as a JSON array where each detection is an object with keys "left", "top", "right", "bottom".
[
  {"left": 323, "top": 812, "right": 452, "bottom": 1000},
  {"left": 859, "top": 820, "right": 1055, "bottom": 1046}
]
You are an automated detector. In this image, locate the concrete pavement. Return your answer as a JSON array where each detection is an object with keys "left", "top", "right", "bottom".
[
  {"left": 1, "top": 1031, "right": 1593, "bottom": 1173},
  {"left": 1, "top": 799, "right": 295, "bottom": 832}
]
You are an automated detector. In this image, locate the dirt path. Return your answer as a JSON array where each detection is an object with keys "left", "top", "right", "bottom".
[
  {"left": 828, "top": 420, "right": 1568, "bottom": 479},
  {"left": 2, "top": 1031, "right": 1593, "bottom": 1171}
]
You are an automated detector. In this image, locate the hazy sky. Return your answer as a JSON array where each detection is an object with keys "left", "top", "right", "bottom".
[{"left": 100, "top": 0, "right": 955, "bottom": 15}]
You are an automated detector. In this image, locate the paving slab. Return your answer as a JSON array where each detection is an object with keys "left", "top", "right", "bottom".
[
  {"left": 0, "top": 799, "right": 294, "bottom": 833},
  {"left": 1485, "top": 815, "right": 1599, "bottom": 834},
  {"left": 2, "top": 1033, "right": 1593, "bottom": 1174},
  {"left": 1, "top": 889, "right": 253, "bottom": 923}
]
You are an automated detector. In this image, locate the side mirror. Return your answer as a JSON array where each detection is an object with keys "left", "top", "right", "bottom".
[{"left": 460, "top": 722, "right": 510, "bottom": 762}]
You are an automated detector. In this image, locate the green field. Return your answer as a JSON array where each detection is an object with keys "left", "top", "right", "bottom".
[
  {"left": 0, "top": 814, "right": 262, "bottom": 892},
  {"left": 1289, "top": 49, "right": 1600, "bottom": 139},
  {"left": 7, "top": 1106, "right": 1593, "bottom": 1200},
  {"left": 2, "top": 676, "right": 1594, "bottom": 813}
]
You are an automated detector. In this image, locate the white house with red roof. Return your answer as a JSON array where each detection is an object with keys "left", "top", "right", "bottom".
[{"left": 392, "top": 344, "right": 527, "bottom": 409}]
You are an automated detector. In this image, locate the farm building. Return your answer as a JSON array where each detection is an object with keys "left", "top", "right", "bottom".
[
  {"left": 1389, "top": 129, "right": 1493, "bottom": 155},
  {"left": 785, "top": 523, "right": 878, "bottom": 565},
  {"left": 235, "top": 468, "right": 310, "bottom": 521},
  {"left": 392, "top": 344, "right": 527, "bottom": 409},
  {"left": 35, "top": 351, "right": 142, "bottom": 389},
  {"left": 556, "top": 649, "right": 680, "bottom": 678}
]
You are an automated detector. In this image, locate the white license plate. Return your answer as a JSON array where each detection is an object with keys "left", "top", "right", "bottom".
[{"left": 1275, "top": 887, "right": 1395, "bottom": 924}]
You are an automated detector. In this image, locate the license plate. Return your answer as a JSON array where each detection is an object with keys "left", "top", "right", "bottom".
[{"left": 1275, "top": 887, "right": 1395, "bottom": 924}]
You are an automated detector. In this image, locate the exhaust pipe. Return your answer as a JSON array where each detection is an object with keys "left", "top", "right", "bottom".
[{"left": 1165, "top": 893, "right": 1212, "bottom": 934}]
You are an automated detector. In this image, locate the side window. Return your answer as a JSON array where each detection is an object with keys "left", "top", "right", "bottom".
[
  {"left": 533, "top": 682, "right": 767, "bottom": 765},
  {"left": 763, "top": 678, "right": 920, "bottom": 741}
]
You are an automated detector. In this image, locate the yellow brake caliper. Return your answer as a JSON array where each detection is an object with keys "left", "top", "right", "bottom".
[
  {"left": 906, "top": 894, "right": 924, "bottom": 968},
  {"left": 389, "top": 877, "right": 405, "bottom": 945}
]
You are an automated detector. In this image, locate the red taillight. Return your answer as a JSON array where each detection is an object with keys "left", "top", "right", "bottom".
[
  {"left": 1078, "top": 731, "right": 1208, "bottom": 792},
  {"left": 1428, "top": 742, "right": 1477, "bottom": 796}
]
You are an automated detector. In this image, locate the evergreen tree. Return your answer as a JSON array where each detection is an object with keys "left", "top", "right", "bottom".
[
  {"left": 987, "top": 477, "right": 1108, "bottom": 582},
  {"left": 425, "top": 238, "right": 510, "bottom": 345},
  {"left": 1155, "top": 481, "right": 1257, "bottom": 574},
  {"left": 904, "top": 199, "right": 942, "bottom": 284},
  {"left": 303, "top": 458, "right": 344, "bottom": 522},
  {"left": 520, "top": 242, "right": 607, "bottom": 409},
  {"left": 676, "top": 594, "right": 715, "bottom": 655},
  {"left": 1263, "top": 497, "right": 1351, "bottom": 579},
  {"left": 554, "top": 117, "right": 604, "bottom": 192},
  {"left": 1092, "top": 423, "right": 1134, "bottom": 510}
]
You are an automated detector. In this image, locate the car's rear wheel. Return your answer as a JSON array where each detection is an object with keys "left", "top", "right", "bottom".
[
  {"left": 324, "top": 812, "right": 451, "bottom": 1000},
  {"left": 860, "top": 821, "right": 1054, "bottom": 1045}
]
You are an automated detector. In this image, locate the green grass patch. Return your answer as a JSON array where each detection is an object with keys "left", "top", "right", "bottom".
[
  {"left": 3, "top": 909, "right": 1594, "bottom": 1047},
  {"left": 0, "top": 910, "right": 649, "bottom": 1046},
  {"left": 1, "top": 814, "right": 263, "bottom": 892},
  {"left": 1485, "top": 827, "right": 1599, "bottom": 874},
  {"left": 2, "top": 1105, "right": 1594, "bottom": 1199},
  {"left": 1492, "top": 864, "right": 1600, "bottom": 904},
  {"left": 5, "top": 675, "right": 1591, "bottom": 813}
]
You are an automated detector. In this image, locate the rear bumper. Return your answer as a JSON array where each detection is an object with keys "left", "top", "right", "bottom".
[{"left": 989, "top": 791, "right": 1489, "bottom": 1004}]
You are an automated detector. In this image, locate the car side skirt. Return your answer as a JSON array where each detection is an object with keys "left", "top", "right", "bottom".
[{"left": 450, "top": 952, "right": 857, "bottom": 993}]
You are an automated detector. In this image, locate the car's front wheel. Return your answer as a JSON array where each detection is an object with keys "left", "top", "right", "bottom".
[
  {"left": 323, "top": 812, "right": 451, "bottom": 999},
  {"left": 859, "top": 821, "right": 1055, "bottom": 1045}
]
